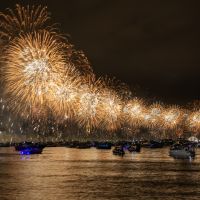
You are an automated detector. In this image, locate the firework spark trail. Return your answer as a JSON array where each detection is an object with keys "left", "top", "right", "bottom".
[{"left": 0, "top": 4, "right": 51, "bottom": 40}]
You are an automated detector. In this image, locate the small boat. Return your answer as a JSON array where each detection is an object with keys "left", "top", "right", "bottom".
[
  {"left": 15, "top": 142, "right": 45, "bottom": 155},
  {"left": 19, "top": 147, "right": 43, "bottom": 155},
  {"left": 15, "top": 142, "right": 45, "bottom": 151},
  {"left": 169, "top": 143, "right": 195, "bottom": 159},
  {"left": 76, "top": 142, "right": 92, "bottom": 149},
  {"left": 113, "top": 146, "right": 125, "bottom": 156},
  {"left": 149, "top": 140, "right": 164, "bottom": 148},
  {"left": 96, "top": 142, "right": 112, "bottom": 149}
]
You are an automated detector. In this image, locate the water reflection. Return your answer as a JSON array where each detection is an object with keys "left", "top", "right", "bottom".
[
  {"left": 0, "top": 147, "right": 200, "bottom": 200},
  {"left": 20, "top": 155, "right": 31, "bottom": 160}
]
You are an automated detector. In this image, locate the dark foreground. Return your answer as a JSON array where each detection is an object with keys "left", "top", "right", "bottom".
[{"left": 0, "top": 147, "right": 200, "bottom": 200}]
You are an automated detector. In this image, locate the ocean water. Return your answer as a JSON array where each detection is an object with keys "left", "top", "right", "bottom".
[{"left": 0, "top": 147, "right": 200, "bottom": 200}]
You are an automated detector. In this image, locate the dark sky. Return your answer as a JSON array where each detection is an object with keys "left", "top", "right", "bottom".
[{"left": 1, "top": 0, "right": 200, "bottom": 105}]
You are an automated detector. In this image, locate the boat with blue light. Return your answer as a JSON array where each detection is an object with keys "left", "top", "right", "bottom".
[
  {"left": 19, "top": 147, "right": 43, "bottom": 155},
  {"left": 15, "top": 142, "right": 45, "bottom": 155}
]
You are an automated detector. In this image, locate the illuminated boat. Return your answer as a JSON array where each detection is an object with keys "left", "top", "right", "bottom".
[
  {"left": 15, "top": 142, "right": 45, "bottom": 155},
  {"left": 169, "top": 144, "right": 195, "bottom": 159},
  {"left": 19, "top": 147, "right": 43, "bottom": 155}
]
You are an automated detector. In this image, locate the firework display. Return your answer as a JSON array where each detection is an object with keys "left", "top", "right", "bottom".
[
  {"left": 2, "top": 30, "right": 68, "bottom": 117},
  {"left": 0, "top": 4, "right": 200, "bottom": 139}
]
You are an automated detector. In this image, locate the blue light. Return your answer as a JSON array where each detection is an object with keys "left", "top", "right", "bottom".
[{"left": 20, "top": 148, "right": 31, "bottom": 155}]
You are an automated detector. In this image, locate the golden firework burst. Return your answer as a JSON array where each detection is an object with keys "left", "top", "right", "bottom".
[
  {"left": 75, "top": 77, "right": 104, "bottom": 131},
  {"left": 162, "top": 106, "right": 184, "bottom": 130},
  {"left": 186, "top": 110, "right": 200, "bottom": 132},
  {"left": 143, "top": 103, "right": 164, "bottom": 129},
  {"left": 48, "top": 66, "right": 83, "bottom": 121},
  {"left": 123, "top": 98, "right": 146, "bottom": 128},
  {"left": 2, "top": 30, "right": 68, "bottom": 117},
  {"left": 0, "top": 4, "right": 51, "bottom": 40}
]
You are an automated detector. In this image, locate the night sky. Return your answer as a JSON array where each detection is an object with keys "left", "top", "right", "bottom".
[{"left": 1, "top": 0, "right": 200, "bottom": 105}]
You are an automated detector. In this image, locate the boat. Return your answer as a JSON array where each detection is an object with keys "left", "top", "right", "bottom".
[
  {"left": 19, "top": 147, "right": 43, "bottom": 155},
  {"left": 15, "top": 142, "right": 45, "bottom": 151},
  {"left": 76, "top": 142, "right": 92, "bottom": 149},
  {"left": 149, "top": 140, "right": 164, "bottom": 148},
  {"left": 96, "top": 142, "right": 112, "bottom": 149},
  {"left": 113, "top": 146, "right": 125, "bottom": 156},
  {"left": 169, "top": 143, "right": 195, "bottom": 159},
  {"left": 15, "top": 142, "right": 45, "bottom": 155}
]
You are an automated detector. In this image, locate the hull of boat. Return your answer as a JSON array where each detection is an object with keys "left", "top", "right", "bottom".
[
  {"left": 19, "top": 147, "right": 43, "bottom": 155},
  {"left": 169, "top": 149, "right": 194, "bottom": 159}
]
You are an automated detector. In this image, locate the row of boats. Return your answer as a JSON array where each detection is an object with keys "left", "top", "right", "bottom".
[
  {"left": 5, "top": 138, "right": 198, "bottom": 159},
  {"left": 13, "top": 141, "right": 113, "bottom": 155},
  {"left": 112, "top": 140, "right": 196, "bottom": 159},
  {"left": 113, "top": 142, "right": 141, "bottom": 156}
]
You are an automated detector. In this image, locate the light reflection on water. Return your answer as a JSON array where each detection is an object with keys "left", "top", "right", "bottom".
[{"left": 0, "top": 147, "right": 200, "bottom": 200}]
